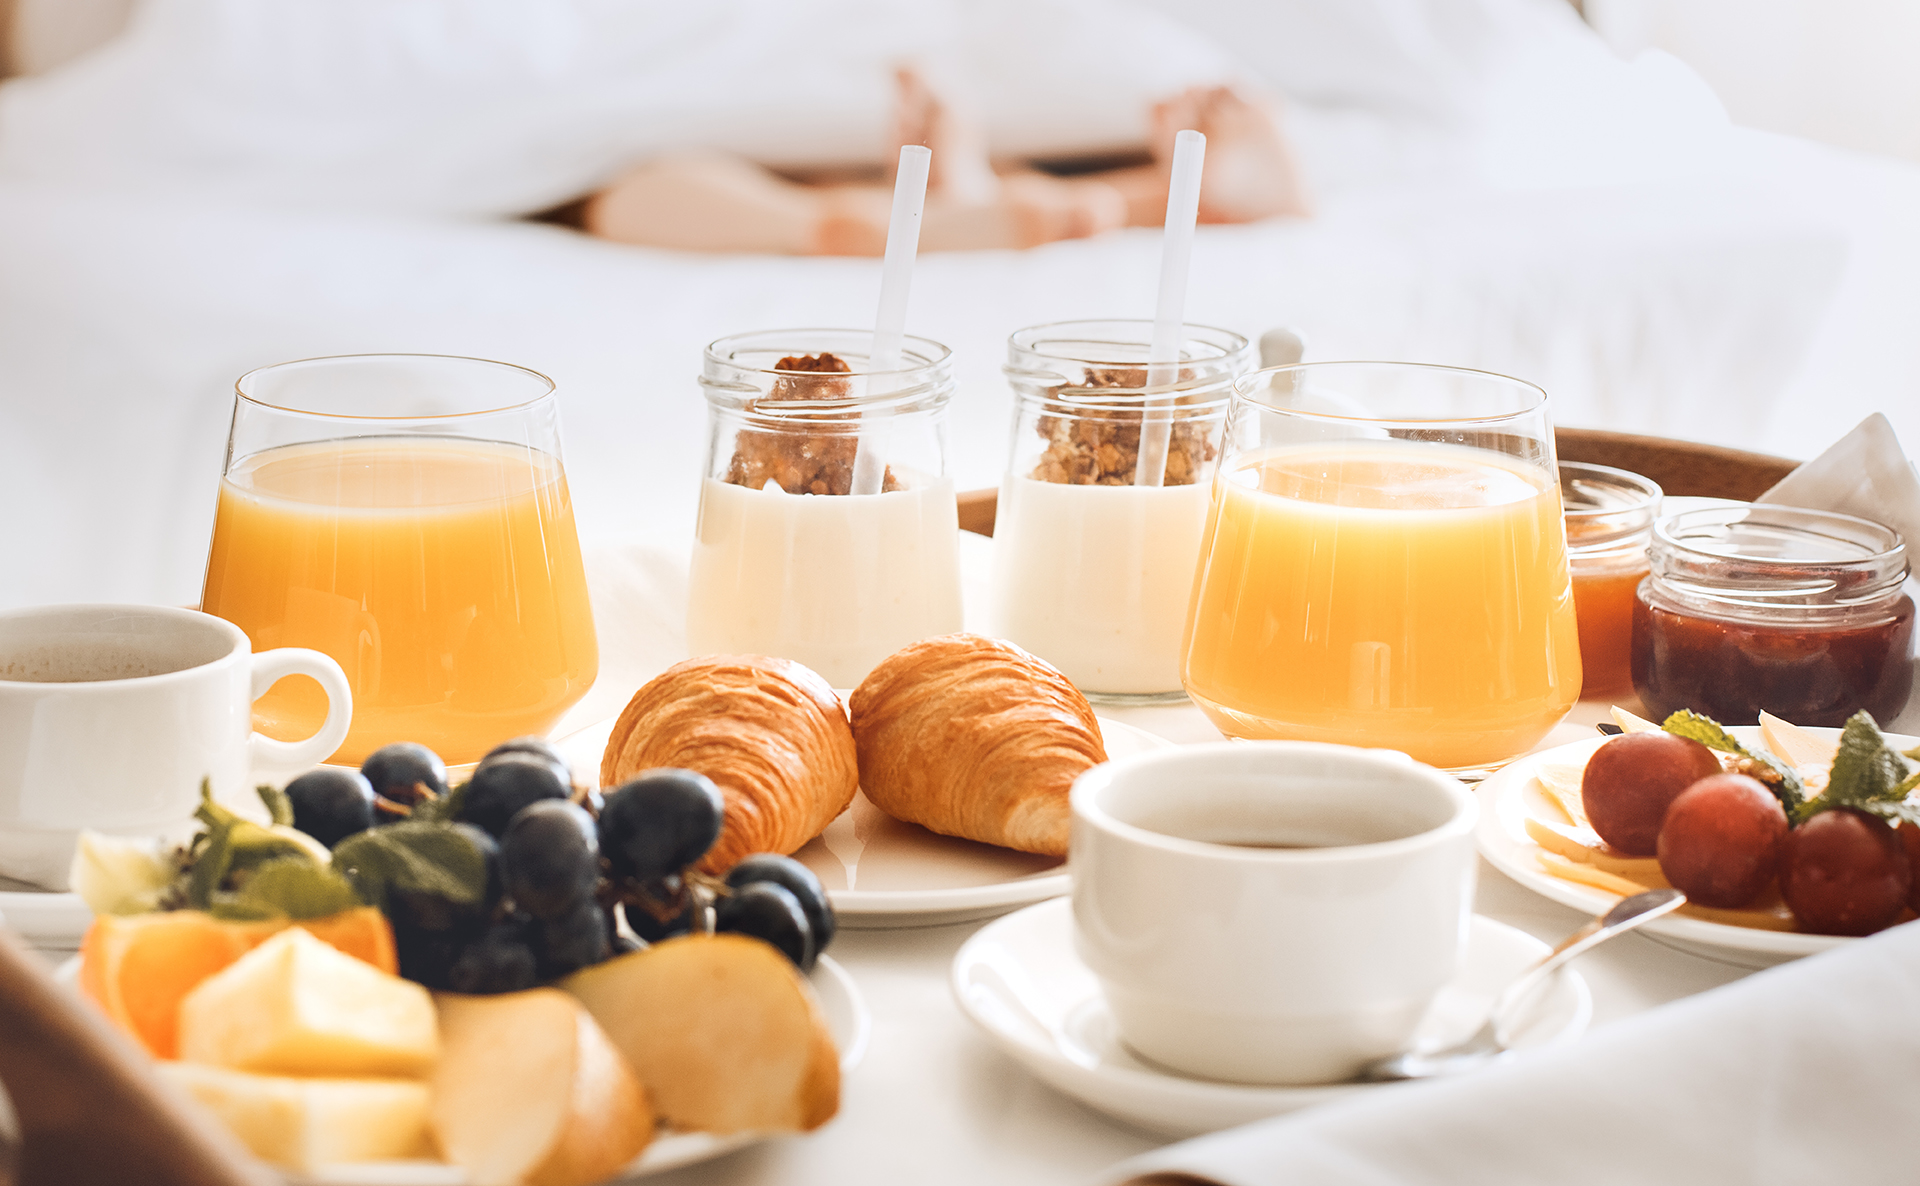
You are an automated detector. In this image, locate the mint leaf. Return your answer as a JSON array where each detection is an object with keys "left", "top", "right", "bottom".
[
  {"left": 194, "top": 777, "right": 238, "bottom": 832},
  {"left": 1823, "top": 712, "right": 1916, "bottom": 807},
  {"left": 256, "top": 784, "right": 295, "bottom": 828},
  {"left": 1661, "top": 710, "right": 1745, "bottom": 754},
  {"left": 331, "top": 822, "right": 487, "bottom": 911},
  {"left": 1856, "top": 799, "right": 1920, "bottom": 829},
  {"left": 1661, "top": 709, "right": 1805, "bottom": 815}
]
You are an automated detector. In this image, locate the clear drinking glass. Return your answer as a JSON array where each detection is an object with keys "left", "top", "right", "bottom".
[
  {"left": 686, "top": 329, "right": 963, "bottom": 689},
  {"left": 1182, "top": 362, "right": 1583, "bottom": 774},
  {"left": 199, "top": 354, "right": 599, "bottom": 766},
  {"left": 990, "top": 320, "right": 1253, "bottom": 702}
]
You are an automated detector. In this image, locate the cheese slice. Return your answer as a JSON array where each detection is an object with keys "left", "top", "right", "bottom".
[
  {"left": 158, "top": 1062, "right": 433, "bottom": 1170},
  {"left": 178, "top": 926, "right": 437, "bottom": 1077}
]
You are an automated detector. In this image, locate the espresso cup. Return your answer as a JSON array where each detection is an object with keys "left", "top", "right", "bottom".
[
  {"left": 0, "top": 605, "right": 352, "bottom": 889},
  {"left": 1070, "top": 741, "right": 1477, "bottom": 1085}
]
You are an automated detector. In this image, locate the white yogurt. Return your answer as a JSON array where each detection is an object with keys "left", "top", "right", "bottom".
[
  {"left": 687, "top": 477, "right": 964, "bottom": 689},
  {"left": 989, "top": 476, "right": 1212, "bottom": 696}
]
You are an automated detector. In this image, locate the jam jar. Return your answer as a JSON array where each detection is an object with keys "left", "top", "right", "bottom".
[
  {"left": 1632, "top": 505, "right": 1915, "bottom": 726},
  {"left": 1562, "top": 462, "right": 1662, "bottom": 697}
]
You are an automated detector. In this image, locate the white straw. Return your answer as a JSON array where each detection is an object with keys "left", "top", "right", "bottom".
[
  {"left": 1134, "top": 128, "right": 1205, "bottom": 488},
  {"left": 852, "top": 144, "right": 932, "bottom": 496}
]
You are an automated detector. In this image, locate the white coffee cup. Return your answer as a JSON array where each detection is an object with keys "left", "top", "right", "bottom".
[
  {"left": 0, "top": 605, "right": 352, "bottom": 889},
  {"left": 1070, "top": 740, "right": 1478, "bottom": 1085}
]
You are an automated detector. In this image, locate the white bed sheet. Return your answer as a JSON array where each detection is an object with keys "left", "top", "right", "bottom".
[{"left": 3, "top": 128, "right": 1910, "bottom": 613}]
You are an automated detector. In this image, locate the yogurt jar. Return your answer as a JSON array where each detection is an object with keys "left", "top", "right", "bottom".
[
  {"left": 687, "top": 330, "right": 963, "bottom": 688},
  {"left": 989, "top": 321, "right": 1253, "bottom": 702}
]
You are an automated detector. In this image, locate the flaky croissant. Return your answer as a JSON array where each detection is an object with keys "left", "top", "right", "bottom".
[
  {"left": 601, "top": 655, "right": 858, "bottom": 874},
  {"left": 848, "top": 633, "right": 1107, "bottom": 857}
]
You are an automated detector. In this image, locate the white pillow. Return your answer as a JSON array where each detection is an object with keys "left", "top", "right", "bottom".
[{"left": 0, "top": 0, "right": 1236, "bottom": 216}]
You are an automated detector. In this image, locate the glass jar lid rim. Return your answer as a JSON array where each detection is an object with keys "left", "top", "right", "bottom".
[
  {"left": 1654, "top": 503, "right": 1907, "bottom": 568},
  {"left": 704, "top": 328, "right": 953, "bottom": 377}
]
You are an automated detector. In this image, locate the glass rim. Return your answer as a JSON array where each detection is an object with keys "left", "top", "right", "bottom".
[
  {"left": 1230, "top": 360, "right": 1548, "bottom": 427},
  {"left": 703, "top": 328, "right": 953, "bottom": 379},
  {"left": 234, "top": 353, "right": 557, "bottom": 421},
  {"left": 1006, "top": 318, "right": 1252, "bottom": 367}
]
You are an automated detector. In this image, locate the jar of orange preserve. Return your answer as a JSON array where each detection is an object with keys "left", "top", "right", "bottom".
[{"left": 1561, "top": 462, "right": 1661, "bottom": 697}]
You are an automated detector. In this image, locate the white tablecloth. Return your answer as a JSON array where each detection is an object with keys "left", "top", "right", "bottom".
[{"left": 555, "top": 537, "right": 1757, "bottom": 1186}]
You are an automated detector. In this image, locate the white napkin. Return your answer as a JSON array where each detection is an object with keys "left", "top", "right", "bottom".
[
  {"left": 1755, "top": 413, "right": 1920, "bottom": 734},
  {"left": 1093, "top": 918, "right": 1920, "bottom": 1186}
]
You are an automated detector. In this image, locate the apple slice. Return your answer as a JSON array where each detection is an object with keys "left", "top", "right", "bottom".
[
  {"left": 156, "top": 1062, "right": 433, "bottom": 1170},
  {"left": 562, "top": 933, "right": 838, "bottom": 1135},
  {"left": 431, "top": 988, "right": 653, "bottom": 1186}
]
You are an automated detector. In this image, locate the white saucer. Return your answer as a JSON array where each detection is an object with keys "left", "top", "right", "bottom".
[
  {"left": 0, "top": 877, "right": 92, "bottom": 949},
  {"left": 57, "top": 952, "right": 869, "bottom": 1183},
  {"left": 951, "top": 898, "right": 1591, "bottom": 1139},
  {"left": 557, "top": 716, "right": 1174, "bottom": 929}
]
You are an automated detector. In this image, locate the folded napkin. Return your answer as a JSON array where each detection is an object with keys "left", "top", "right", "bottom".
[
  {"left": 1755, "top": 413, "right": 1920, "bottom": 734},
  {"left": 1093, "top": 919, "right": 1920, "bottom": 1186}
]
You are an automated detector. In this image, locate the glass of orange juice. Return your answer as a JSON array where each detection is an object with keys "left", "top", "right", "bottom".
[
  {"left": 200, "top": 355, "right": 598, "bottom": 766},
  {"left": 1182, "top": 362, "right": 1582, "bottom": 774}
]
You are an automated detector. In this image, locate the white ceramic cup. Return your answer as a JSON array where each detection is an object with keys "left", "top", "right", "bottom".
[
  {"left": 1070, "top": 740, "right": 1478, "bottom": 1085},
  {"left": 0, "top": 605, "right": 351, "bottom": 889}
]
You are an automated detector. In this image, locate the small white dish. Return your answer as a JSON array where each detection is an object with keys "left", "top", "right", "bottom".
[
  {"left": 950, "top": 898, "right": 1590, "bottom": 1138},
  {"left": 56, "top": 952, "right": 869, "bottom": 1183},
  {"left": 557, "top": 715, "right": 1174, "bottom": 929},
  {"left": 1473, "top": 725, "right": 1906, "bottom": 969},
  {"left": 0, "top": 878, "right": 92, "bottom": 949}
]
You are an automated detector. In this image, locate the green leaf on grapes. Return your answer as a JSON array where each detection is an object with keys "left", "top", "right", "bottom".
[
  {"left": 212, "top": 856, "right": 363, "bottom": 921},
  {"left": 255, "top": 783, "right": 295, "bottom": 828},
  {"left": 331, "top": 822, "right": 486, "bottom": 911},
  {"left": 411, "top": 779, "right": 469, "bottom": 825},
  {"left": 1661, "top": 709, "right": 1805, "bottom": 815}
]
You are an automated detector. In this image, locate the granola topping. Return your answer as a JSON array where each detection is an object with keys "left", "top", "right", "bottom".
[
  {"left": 1030, "top": 366, "right": 1216, "bottom": 486},
  {"left": 724, "top": 352, "right": 900, "bottom": 495}
]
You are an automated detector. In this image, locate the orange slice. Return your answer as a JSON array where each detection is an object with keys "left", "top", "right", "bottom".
[{"left": 78, "top": 907, "right": 396, "bottom": 1058}]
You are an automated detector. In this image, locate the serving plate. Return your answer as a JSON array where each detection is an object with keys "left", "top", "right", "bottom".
[
  {"left": 951, "top": 898, "right": 1590, "bottom": 1139},
  {"left": 1475, "top": 725, "right": 1915, "bottom": 968},
  {"left": 558, "top": 715, "right": 1173, "bottom": 929},
  {"left": 57, "top": 951, "right": 869, "bottom": 1182}
]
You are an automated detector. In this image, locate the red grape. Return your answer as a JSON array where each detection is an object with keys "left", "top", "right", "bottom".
[
  {"left": 1899, "top": 821, "right": 1920, "bottom": 914},
  {"left": 1581, "top": 732, "right": 1723, "bottom": 856},
  {"left": 1655, "top": 774, "right": 1788, "bottom": 908},
  {"left": 1780, "top": 808, "right": 1912, "bottom": 936}
]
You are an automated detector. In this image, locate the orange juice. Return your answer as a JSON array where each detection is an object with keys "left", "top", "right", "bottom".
[
  {"left": 1182, "top": 442, "right": 1581, "bottom": 770},
  {"left": 201, "top": 438, "right": 597, "bottom": 765}
]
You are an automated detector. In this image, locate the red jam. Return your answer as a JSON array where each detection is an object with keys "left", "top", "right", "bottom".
[
  {"left": 1630, "top": 505, "right": 1915, "bottom": 727},
  {"left": 1632, "top": 588, "right": 1915, "bottom": 726}
]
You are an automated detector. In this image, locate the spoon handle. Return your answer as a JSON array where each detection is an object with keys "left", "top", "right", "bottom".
[{"left": 1492, "top": 888, "right": 1685, "bottom": 1038}]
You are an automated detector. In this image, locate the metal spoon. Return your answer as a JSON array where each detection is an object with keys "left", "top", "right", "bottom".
[{"left": 1359, "top": 887, "right": 1686, "bottom": 1082}]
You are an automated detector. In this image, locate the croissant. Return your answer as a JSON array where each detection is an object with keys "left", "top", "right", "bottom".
[
  {"left": 600, "top": 655, "right": 858, "bottom": 874},
  {"left": 848, "top": 633, "right": 1107, "bottom": 857}
]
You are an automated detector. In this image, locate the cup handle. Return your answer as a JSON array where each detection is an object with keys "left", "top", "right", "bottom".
[{"left": 246, "top": 649, "right": 353, "bottom": 769}]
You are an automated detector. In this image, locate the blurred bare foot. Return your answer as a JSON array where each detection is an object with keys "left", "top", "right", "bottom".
[
  {"left": 890, "top": 66, "right": 999, "bottom": 206},
  {"left": 1151, "top": 85, "right": 1311, "bottom": 222}
]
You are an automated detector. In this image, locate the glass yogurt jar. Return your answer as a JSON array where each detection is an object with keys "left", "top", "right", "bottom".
[
  {"left": 686, "top": 330, "right": 964, "bottom": 689},
  {"left": 988, "top": 320, "right": 1253, "bottom": 703}
]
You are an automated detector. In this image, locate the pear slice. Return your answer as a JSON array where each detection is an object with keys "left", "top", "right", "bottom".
[
  {"left": 562, "top": 933, "right": 838, "bottom": 1135},
  {"left": 431, "top": 988, "right": 654, "bottom": 1186}
]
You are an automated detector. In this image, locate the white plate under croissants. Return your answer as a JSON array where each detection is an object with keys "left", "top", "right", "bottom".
[{"left": 557, "top": 715, "right": 1172, "bottom": 928}]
